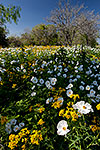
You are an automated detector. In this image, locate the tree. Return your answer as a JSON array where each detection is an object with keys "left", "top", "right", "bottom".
[
  {"left": 31, "top": 24, "right": 58, "bottom": 45},
  {"left": 21, "top": 31, "right": 35, "bottom": 46},
  {"left": 47, "top": 0, "right": 100, "bottom": 46},
  {"left": 0, "top": 27, "right": 8, "bottom": 47},
  {"left": 76, "top": 11, "right": 100, "bottom": 46},
  {"left": 0, "top": 4, "right": 21, "bottom": 27},
  {"left": 8, "top": 36, "right": 22, "bottom": 47},
  {"left": 0, "top": 3, "right": 21, "bottom": 47}
]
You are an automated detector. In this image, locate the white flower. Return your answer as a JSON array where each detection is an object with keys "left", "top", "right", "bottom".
[
  {"left": 93, "top": 81, "right": 98, "bottom": 86},
  {"left": 73, "top": 101, "right": 94, "bottom": 114},
  {"left": 69, "top": 79, "right": 73, "bottom": 83},
  {"left": 45, "top": 80, "right": 50, "bottom": 87},
  {"left": 31, "top": 76, "right": 38, "bottom": 84},
  {"left": 46, "top": 97, "right": 53, "bottom": 104},
  {"left": 86, "top": 85, "right": 90, "bottom": 90},
  {"left": 50, "top": 78, "right": 57, "bottom": 85},
  {"left": 79, "top": 85, "right": 84, "bottom": 90},
  {"left": 57, "top": 72, "right": 61, "bottom": 76},
  {"left": 63, "top": 74, "right": 67, "bottom": 78},
  {"left": 21, "top": 64, "right": 24, "bottom": 70},
  {"left": 75, "top": 70, "right": 78, "bottom": 73},
  {"left": 5, "top": 127, "right": 12, "bottom": 134},
  {"left": 19, "top": 122, "right": 25, "bottom": 128},
  {"left": 81, "top": 81, "right": 85, "bottom": 85},
  {"left": 23, "top": 69, "right": 26, "bottom": 73},
  {"left": 31, "top": 85, "right": 35, "bottom": 90},
  {"left": 90, "top": 89, "right": 95, "bottom": 97},
  {"left": 57, "top": 120, "right": 70, "bottom": 136},
  {"left": 73, "top": 78, "right": 77, "bottom": 82},
  {"left": 47, "top": 85, "right": 53, "bottom": 90},
  {"left": 68, "top": 83, "right": 73, "bottom": 88},
  {"left": 98, "top": 85, "right": 100, "bottom": 90},
  {"left": 66, "top": 89, "right": 73, "bottom": 97},
  {"left": 31, "top": 92, "right": 36, "bottom": 96},
  {"left": 5, "top": 123, "right": 11, "bottom": 128},
  {"left": 13, "top": 125, "right": 20, "bottom": 132},
  {"left": 64, "top": 68, "right": 68, "bottom": 72},
  {"left": 76, "top": 75, "right": 80, "bottom": 78},
  {"left": 39, "top": 79, "right": 44, "bottom": 84},
  {"left": 10, "top": 119, "right": 17, "bottom": 125}
]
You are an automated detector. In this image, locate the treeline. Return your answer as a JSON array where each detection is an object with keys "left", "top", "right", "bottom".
[
  {"left": 1, "top": 23, "right": 98, "bottom": 48},
  {"left": 0, "top": 0, "right": 100, "bottom": 48}
]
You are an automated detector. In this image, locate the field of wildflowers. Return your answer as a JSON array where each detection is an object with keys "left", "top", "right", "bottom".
[{"left": 0, "top": 45, "right": 100, "bottom": 150}]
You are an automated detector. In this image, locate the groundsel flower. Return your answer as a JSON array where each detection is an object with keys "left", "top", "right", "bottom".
[
  {"left": 73, "top": 101, "right": 94, "bottom": 114},
  {"left": 57, "top": 120, "right": 70, "bottom": 136}
]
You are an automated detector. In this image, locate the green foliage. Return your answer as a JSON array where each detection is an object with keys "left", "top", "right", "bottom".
[{"left": 0, "top": 4, "right": 21, "bottom": 26}]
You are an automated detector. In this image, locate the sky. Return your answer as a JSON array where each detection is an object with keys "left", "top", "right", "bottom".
[{"left": 0, "top": 0, "right": 100, "bottom": 40}]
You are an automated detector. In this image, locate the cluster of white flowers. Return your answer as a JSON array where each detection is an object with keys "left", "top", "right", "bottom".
[
  {"left": 5, "top": 119, "right": 25, "bottom": 134},
  {"left": 72, "top": 101, "right": 94, "bottom": 114},
  {"left": 57, "top": 100, "right": 94, "bottom": 136}
]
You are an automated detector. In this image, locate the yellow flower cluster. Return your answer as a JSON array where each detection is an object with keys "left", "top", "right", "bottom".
[
  {"left": 8, "top": 128, "right": 30, "bottom": 150},
  {"left": 96, "top": 103, "right": 100, "bottom": 110},
  {"left": 8, "top": 134, "right": 19, "bottom": 149},
  {"left": 38, "top": 119, "right": 45, "bottom": 125},
  {"left": 30, "top": 130, "right": 43, "bottom": 145},
  {"left": 59, "top": 102, "right": 78, "bottom": 121},
  {"left": 38, "top": 107, "right": 45, "bottom": 113},
  {"left": 51, "top": 100, "right": 63, "bottom": 109},
  {"left": 70, "top": 94, "right": 80, "bottom": 101},
  {"left": 90, "top": 125, "right": 100, "bottom": 132}
]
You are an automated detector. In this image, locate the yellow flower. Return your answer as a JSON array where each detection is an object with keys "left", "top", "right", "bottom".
[
  {"left": 90, "top": 125, "right": 98, "bottom": 132},
  {"left": 12, "top": 84, "right": 17, "bottom": 88},
  {"left": 70, "top": 94, "right": 80, "bottom": 101},
  {"left": 64, "top": 110, "right": 70, "bottom": 119},
  {"left": 30, "top": 130, "right": 43, "bottom": 145},
  {"left": 1, "top": 116, "right": 8, "bottom": 125},
  {"left": 38, "top": 107, "right": 45, "bottom": 113},
  {"left": 51, "top": 101, "right": 61, "bottom": 109},
  {"left": 0, "top": 81, "right": 3, "bottom": 85},
  {"left": 38, "top": 119, "right": 45, "bottom": 125},
  {"left": 29, "top": 106, "right": 33, "bottom": 112},
  {"left": 96, "top": 103, "right": 100, "bottom": 110},
  {"left": 22, "top": 75, "right": 27, "bottom": 79},
  {"left": 21, "top": 144, "right": 26, "bottom": 150},
  {"left": 9, "top": 134, "right": 16, "bottom": 141},
  {"left": 59, "top": 109, "right": 65, "bottom": 116}
]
